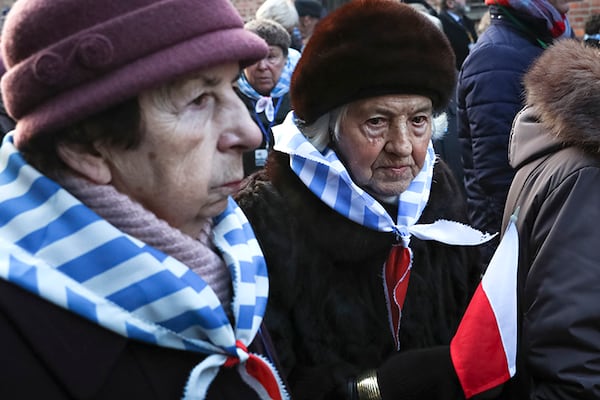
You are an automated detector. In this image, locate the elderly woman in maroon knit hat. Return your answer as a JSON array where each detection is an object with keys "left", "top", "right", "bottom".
[
  {"left": 235, "top": 0, "right": 492, "bottom": 399},
  {"left": 0, "top": 1, "right": 289, "bottom": 399}
]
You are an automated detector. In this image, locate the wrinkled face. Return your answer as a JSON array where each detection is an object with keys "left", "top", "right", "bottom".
[
  {"left": 335, "top": 94, "right": 433, "bottom": 201},
  {"left": 101, "top": 63, "right": 261, "bottom": 237},
  {"left": 244, "top": 45, "right": 286, "bottom": 95}
]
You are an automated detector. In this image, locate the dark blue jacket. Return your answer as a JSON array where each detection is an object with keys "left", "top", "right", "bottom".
[{"left": 458, "top": 6, "right": 549, "bottom": 262}]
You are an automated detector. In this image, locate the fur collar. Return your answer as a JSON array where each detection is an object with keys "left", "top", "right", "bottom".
[{"left": 523, "top": 39, "right": 600, "bottom": 152}]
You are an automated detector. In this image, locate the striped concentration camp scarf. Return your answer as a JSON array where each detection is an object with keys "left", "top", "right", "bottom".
[
  {"left": 0, "top": 135, "right": 288, "bottom": 400},
  {"left": 274, "top": 114, "right": 493, "bottom": 348}
]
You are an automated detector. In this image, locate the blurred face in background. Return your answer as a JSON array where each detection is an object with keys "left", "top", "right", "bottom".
[
  {"left": 298, "top": 15, "right": 320, "bottom": 42},
  {"left": 243, "top": 45, "right": 286, "bottom": 95}
]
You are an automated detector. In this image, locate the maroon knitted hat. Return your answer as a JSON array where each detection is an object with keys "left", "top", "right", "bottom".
[
  {"left": 1, "top": 0, "right": 269, "bottom": 147},
  {"left": 291, "top": 0, "right": 456, "bottom": 125}
]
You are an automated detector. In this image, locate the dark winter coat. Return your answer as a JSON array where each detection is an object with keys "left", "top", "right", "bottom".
[
  {"left": 0, "top": 278, "right": 274, "bottom": 400},
  {"left": 499, "top": 41, "right": 600, "bottom": 398},
  {"left": 439, "top": 10, "right": 478, "bottom": 69},
  {"left": 235, "top": 151, "right": 481, "bottom": 399},
  {"left": 234, "top": 87, "right": 291, "bottom": 176},
  {"left": 457, "top": 6, "right": 550, "bottom": 263}
]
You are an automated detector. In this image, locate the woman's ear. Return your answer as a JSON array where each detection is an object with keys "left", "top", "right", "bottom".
[{"left": 56, "top": 142, "right": 112, "bottom": 184}]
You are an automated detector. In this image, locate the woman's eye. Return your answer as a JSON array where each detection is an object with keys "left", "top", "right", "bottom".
[
  {"left": 367, "top": 117, "right": 385, "bottom": 126},
  {"left": 412, "top": 115, "right": 428, "bottom": 125},
  {"left": 191, "top": 94, "right": 209, "bottom": 107}
]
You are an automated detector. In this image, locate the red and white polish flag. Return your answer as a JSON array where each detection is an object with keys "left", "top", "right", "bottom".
[{"left": 450, "top": 213, "right": 519, "bottom": 398}]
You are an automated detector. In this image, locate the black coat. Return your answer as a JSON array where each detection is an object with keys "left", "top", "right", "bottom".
[
  {"left": 0, "top": 278, "right": 273, "bottom": 400},
  {"left": 439, "top": 10, "right": 477, "bottom": 69},
  {"left": 234, "top": 87, "right": 292, "bottom": 177},
  {"left": 236, "top": 151, "right": 482, "bottom": 399}
]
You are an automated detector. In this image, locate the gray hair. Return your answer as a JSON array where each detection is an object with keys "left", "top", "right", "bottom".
[
  {"left": 244, "top": 18, "right": 291, "bottom": 55},
  {"left": 296, "top": 106, "right": 347, "bottom": 152}
]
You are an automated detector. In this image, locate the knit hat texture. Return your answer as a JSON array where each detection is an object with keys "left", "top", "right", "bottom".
[
  {"left": 291, "top": 0, "right": 456, "bottom": 125},
  {"left": 245, "top": 19, "right": 291, "bottom": 53},
  {"left": 1, "top": 0, "right": 269, "bottom": 147}
]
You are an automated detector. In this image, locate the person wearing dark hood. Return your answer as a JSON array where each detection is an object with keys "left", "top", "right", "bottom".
[
  {"left": 0, "top": 0, "right": 290, "bottom": 399},
  {"left": 498, "top": 38, "right": 600, "bottom": 400},
  {"left": 235, "top": 1, "right": 492, "bottom": 399}
]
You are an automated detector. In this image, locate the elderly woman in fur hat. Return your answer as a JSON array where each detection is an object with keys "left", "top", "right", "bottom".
[
  {"left": 235, "top": 0, "right": 492, "bottom": 399},
  {"left": 0, "top": 0, "right": 290, "bottom": 399}
]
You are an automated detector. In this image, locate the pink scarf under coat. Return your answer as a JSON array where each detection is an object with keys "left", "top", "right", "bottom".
[{"left": 57, "top": 172, "right": 233, "bottom": 312}]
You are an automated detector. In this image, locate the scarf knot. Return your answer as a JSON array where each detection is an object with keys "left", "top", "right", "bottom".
[
  {"left": 273, "top": 113, "right": 495, "bottom": 349},
  {"left": 0, "top": 134, "right": 288, "bottom": 400},
  {"left": 255, "top": 96, "right": 275, "bottom": 122},
  {"left": 224, "top": 340, "right": 249, "bottom": 368}
]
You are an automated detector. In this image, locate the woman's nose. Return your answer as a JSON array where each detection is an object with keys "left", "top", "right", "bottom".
[
  {"left": 384, "top": 124, "right": 412, "bottom": 156},
  {"left": 227, "top": 95, "right": 262, "bottom": 151},
  {"left": 255, "top": 59, "right": 269, "bottom": 69}
]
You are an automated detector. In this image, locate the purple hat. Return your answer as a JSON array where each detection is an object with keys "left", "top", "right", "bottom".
[{"left": 1, "top": 0, "right": 269, "bottom": 147}]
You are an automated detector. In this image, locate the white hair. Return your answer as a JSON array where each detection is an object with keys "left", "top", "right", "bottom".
[{"left": 297, "top": 106, "right": 347, "bottom": 152}]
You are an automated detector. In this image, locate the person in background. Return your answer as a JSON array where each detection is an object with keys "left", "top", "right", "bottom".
[
  {"left": 583, "top": 13, "right": 600, "bottom": 48},
  {"left": 457, "top": 0, "right": 572, "bottom": 269},
  {"left": 0, "top": 0, "right": 289, "bottom": 399},
  {"left": 236, "top": 19, "right": 293, "bottom": 176},
  {"left": 256, "top": 0, "right": 304, "bottom": 51},
  {"left": 254, "top": 0, "right": 302, "bottom": 120},
  {"left": 499, "top": 38, "right": 600, "bottom": 399},
  {"left": 404, "top": 0, "right": 440, "bottom": 20},
  {"left": 294, "top": 0, "right": 323, "bottom": 49},
  {"left": 405, "top": 0, "right": 443, "bottom": 30},
  {"left": 235, "top": 1, "right": 490, "bottom": 399},
  {"left": 439, "top": 0, "right": 478, "bottom": 69}
]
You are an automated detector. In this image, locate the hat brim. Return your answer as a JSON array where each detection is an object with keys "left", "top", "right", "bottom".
[{"left": 12, "top": 28, "right": 267, "bottom": 147}]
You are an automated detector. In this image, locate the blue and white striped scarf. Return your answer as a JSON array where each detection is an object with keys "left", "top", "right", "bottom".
[
  {"left": 273, "top": 113, "right": 493, "bottom": 348},
  {"left": 273, "top": 113, "right": 494, "bottom": 247},
  {"left": 276, "top": 48, "right": 300, "bottom": 94},
  {"left": 0, "top": 135, "right": 288, "bottom": 400}
]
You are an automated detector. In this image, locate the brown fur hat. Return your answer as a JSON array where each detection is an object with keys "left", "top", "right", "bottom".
[
  {"left": 290, "top": 0, "right": 456, "bottom": 125},
  {"left": 524, "top": 39, "right": 600, "bottom": 150}
]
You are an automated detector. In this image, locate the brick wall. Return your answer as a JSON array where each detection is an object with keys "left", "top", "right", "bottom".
[
  {"left": 569, "top": 0, "right": 600, "bottom": 36},
  {"left": 231, "top": 0, "right": 263, "bottom": 22},
  {"left": 230, "top": 0, "right": 600, "bottom": 37}
]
